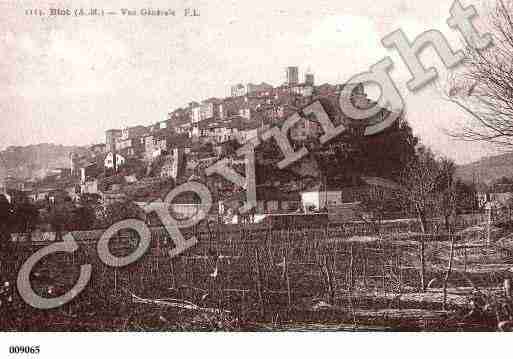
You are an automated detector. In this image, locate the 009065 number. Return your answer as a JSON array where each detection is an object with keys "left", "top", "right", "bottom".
[{"left": 9, "top": 345, "right": 40, "bottom": 354}]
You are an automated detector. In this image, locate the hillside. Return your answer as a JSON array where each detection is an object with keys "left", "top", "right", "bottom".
[
  {"left": 0, "top": 143, "right": 88, "bottom": 180},
  {"left": 456, "top": 151, "right": 513, "bottom": 184}
]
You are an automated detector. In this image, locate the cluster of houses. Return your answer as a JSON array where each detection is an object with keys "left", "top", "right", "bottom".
[{"left": 1, "top": 66, "right": 423, "bottom": 226}]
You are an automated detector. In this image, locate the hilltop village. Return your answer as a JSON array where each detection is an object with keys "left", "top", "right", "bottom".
[{"left": 1, "top": 66, "right": 416, "bottom": 232}]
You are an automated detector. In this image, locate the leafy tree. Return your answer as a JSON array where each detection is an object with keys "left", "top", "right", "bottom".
[
  {"left": 118, "top": 158, "right": 146, "bottom": 179},
  {"left": 0, "top": 191, "right": 39, "bottom": 237},
  {"left": 97, "top": 200, "right": 146, "bottom": 228},
  {"left": 220, "top": 139, "right": 240, "bottom": 156},
  {"left": 494, "top": 176, "right": 513, "bottom": 185},
  {"left": 0, "top": 194, "right": 13, "bottom": 244},
  {"left": 10, "top": 202, "right": 39, "bottom": 235},
  {"left": 123, "top": 177, "right": 175, "bottom": 202},
  {"left": 69, "top": 205, "right": 96, "bottom": 230},
  {"left": 45, "top": 199, "right": 75, "bottom": 240},
  {"left": 79, "top": 193, "right": 101, "bottom": 207},
  {"left": 346, "top": 115, "right": 418, "bottom": 181},
  {"left": 315, "top": 114, "right": 418, "bottom": 185}
]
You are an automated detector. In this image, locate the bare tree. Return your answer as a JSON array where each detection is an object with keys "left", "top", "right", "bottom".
[
  {"left": 435, "top": 159, "right": 459, "bottom": 310},
  {"left": 436, "top": 158, "right": 458, "bottom": 231},
  {"left": 400, "top": 146, "right": 441, "bottom": 233},
  {"left": 400, "top": 146, "right": 442, "bottom": 291},
  {"left": 447, "top": 0, "right": 513, "bottom": 147},
  {"left": 401, "top": 149, "right": 464, "bottom": 297},
  {"left": 360, "top": 185, "right": 400, "bottom": 235}
]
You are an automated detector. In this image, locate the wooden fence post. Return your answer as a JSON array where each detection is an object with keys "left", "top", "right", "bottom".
[
  {"left": 349, "top": 244, "right": 355, "bottom": 291},
  {"left": 322, "top": 254, "right": 335, "bottom": 304},
  {"left": 254, "top": 248, "right": 265, "bottom": 319},
  {"left": 487, "top": 204, "right": 492, "bottom": 246},
  {"left": 170, "top": 257, "right": 176, "bottom": 289},
  {"left": 463, "top": 245, "right": 468, "bottom": 273},
  {"left": 442, "top": 234, "right": 456, "bottom": 311},
  {"left": 504, "top": 278, "right": 511, "bottom": 299},
  {"left": 398, "top": 247, "right": 403, "bottom": 292},
  {"left": 284, "top": 248, "right": 292, "bottom": 311},
  {"left": 419, "top": 239, "right": 426, "bottom": 292}
]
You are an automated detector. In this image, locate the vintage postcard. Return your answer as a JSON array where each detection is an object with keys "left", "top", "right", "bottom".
[{"left": 0, "top": 0, "right": 511, "bottom": 357}]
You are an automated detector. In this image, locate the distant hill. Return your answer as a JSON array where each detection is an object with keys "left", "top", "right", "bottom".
[
  {"left": 0, "top": 143, "right": 89, "bottom": 180},
  {"left": 456, "top": 152, "right": 513, "bottom": 184}
]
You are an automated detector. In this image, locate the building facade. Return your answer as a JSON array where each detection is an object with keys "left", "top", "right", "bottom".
[
  {"left": 285, "top": 66, "right": 299, "bottom": 86},
  {"left": 104, "top": 152, "right": 126, "bottom": 170},
  {"left": 231, "top": 83, "right": 246, "bottom": 97}
]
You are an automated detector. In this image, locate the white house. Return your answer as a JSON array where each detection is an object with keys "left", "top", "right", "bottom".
[
  {"left": 191, "top": 105, "right": 202, "bottom": 123},
  {"left": 301, "top": 188, "right": 343, "bottom": 212},
  {"left": 104, "top": 152, "right": 126, "bottom": 170}
]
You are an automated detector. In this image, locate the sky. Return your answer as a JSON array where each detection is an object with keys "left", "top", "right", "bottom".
[{"left": 0, "top": 0, "right": 503, "bottom": 164}]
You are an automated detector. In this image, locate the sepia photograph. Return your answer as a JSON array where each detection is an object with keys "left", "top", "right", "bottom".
[{"left": 1, "top": 0, "right": 512, "bottom": 357}]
